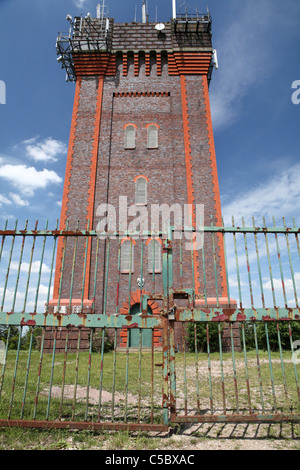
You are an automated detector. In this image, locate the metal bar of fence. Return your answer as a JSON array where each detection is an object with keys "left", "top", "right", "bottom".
[
  {"left": 98, "top": 328, "right": 105, "bottom": 421},
  {"left": 2, "top": 226, "right": 300, "bottom": 237},
  {"left": 72, "top": 328, "right": 81, "bottom": 421},
  {"left": 211, "top": 219, "right": 219, "bottom": 308},
  {"left": 253, "top": 321, "right": 265, "bottom": 412},
  {"left": 85, "top": 329, "right": 93, "bottom": 421},
  {"left": 222, "top": 217, "right": 231, "bottom": 305},
  {"left": 253, "top": 216, "right": 265, "bottom": 308},
  {"left": 242, "top": 216, "right": 254, "bottom": 309},
  {"left": 22, "top": 220, "right": 37, "bottom": 314},
  {"left": 59, "top": 329, "right": 69, "bottom": 420},
  {"left": 124, "top": 329, "right": 130, "bottom": 423},
  {"left": 57, "top": 220, "right": 69, "bottom": 313},
  {"left": 230, "top": 323, "right": 239, "bottom": 413},
  {"left": 33, "top": 220, "right": 48, "bottom": 313},
  {"left": 45, "top": 220, "right": 59, "bottom": 312},
  {"left": 8, "top": 325, "right": 23, "bottom": 420},
  {"left": 218, "top": 322, "right": 226, "bottom": 414},
  {"left": 33, "top": 328, "right": 45, "bottom": 420},
  {"left": 206, "top": 323, "right": 213, "bottom": 414},
  {"left": 241, "top": 322, "right": 251, "bottom": 414},
  {"left": 46, "top": 327, "right": 57, "bottom": 420},
  {"left": 69, "top": 221, "right": 79, "bottom": 311},
  {"left": 283, "top": 217, "right": 299, "bottom": 308},
  {"left": 232, "top": 216, "right": 242, "bottom": 308},
  {"left": 194, "top": 323, "right": 201, "bottom": 413},
  {"left": 1, "top": 220, "right": 17, "bottom": 312},
  {"left": 11, "top": 220, "right": 28, "bottom": 313},
  {"left": 263, "top": 216, "right": 277, "bottom": 308},
  {"left": 273, "top": 217, "right": 288, "bottom": 308},
  {"left": 20, "top": 327, "right": 34, "bottom": 419}
]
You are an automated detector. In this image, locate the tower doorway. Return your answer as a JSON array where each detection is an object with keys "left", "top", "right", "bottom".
[{"left": 129, "top": 303, "right": 153, "bottom": 347}]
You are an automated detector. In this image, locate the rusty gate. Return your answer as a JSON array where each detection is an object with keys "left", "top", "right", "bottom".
[{"left": 0, "top": 219, "right": 299, "bottom": 431}]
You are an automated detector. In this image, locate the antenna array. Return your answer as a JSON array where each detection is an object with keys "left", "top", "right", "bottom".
[{"left": 56, "top": 2, "right": 111, "bottom": 82}]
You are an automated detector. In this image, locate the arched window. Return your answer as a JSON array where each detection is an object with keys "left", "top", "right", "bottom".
[
  {"left": 121, "top": 239, "right": 134, "bottom": 273},
  {"left": 135, "top": 176, "right": 148, "bottom": 205},
  {"left": 147, "top": 124, "right": 158, "bottom": 149},
  {"left": 124, "top": 124, "right": 136, "bottom": 149},
  {"left": 148, "top": 239, "right": 162, "bottom": 273}
]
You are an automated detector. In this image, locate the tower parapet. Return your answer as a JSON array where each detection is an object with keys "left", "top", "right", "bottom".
[{"left": 56, "top": 10, "right": 214, "bottom": 82}]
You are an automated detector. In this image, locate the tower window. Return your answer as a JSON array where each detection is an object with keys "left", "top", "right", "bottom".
[
  {"left": 148, "top": 239, "right": 162, "bottom": 273},
  {"left": 121, "top": 239, "right": 134, "bottom": 273},
  {"left": 147, "top": 124, "right": 158, "bottom": 149},
  {"left": 135, "top": 176, "right": 148, "bottom": 205},
  {"left": 124, "top": 124, "right": 136, "bottom": 149}
]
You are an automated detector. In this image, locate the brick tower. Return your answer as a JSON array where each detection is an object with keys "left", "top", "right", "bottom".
[{"left": 45, "top": 2, "right": 238, "bottom": 352}]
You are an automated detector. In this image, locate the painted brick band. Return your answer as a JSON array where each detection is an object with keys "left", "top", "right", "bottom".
[
  {"left": 84, "top": 76, "right": 104, "bottom": 298},
  {"left": 180, "top": 74, "right": 201, "bottom": 295},
  {"left": 53, "top": 78, "right": 82, "bottom": 298},
  {"left": 202, "top": 75, "right": 227, "bottom": 297}
]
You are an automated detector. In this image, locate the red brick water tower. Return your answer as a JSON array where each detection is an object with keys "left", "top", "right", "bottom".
[{"left": 45, "top": 2, "right": 239, "bottom": 352}]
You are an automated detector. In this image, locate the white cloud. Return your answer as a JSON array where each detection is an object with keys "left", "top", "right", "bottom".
[
  {"left": 0, "top": 194, "right": 12, "bottom": 206},
  {"left": 9, "top": 192, "right": 29, "bottom": 207},
  {"left": 263, "top": 272, "right": 300, "bottom": 296},
  {"left": 24, "top": 137, "right": 67, "bottom": 163},
  {"left": 0, "top": 164, "right": 62, "bottom": 196},
  {"left": 222, "top": 162, "right": 300, "bottom": 225},
  {"left": 73, "top": 0, "right": 88, "bottom": 8},
  {"left": 10, "top": 261, "right": 51, "bottom": 274}
]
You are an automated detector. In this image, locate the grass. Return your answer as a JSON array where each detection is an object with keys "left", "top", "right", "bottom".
[
  {"left": 0, "top": 348, "right": 299, "bottom": 427},
  {"left": 0, "top": 346, "right": 299, "bottom": 450}
]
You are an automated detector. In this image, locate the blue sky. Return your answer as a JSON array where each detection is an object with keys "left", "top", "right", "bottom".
[{"left": 0, "top": 0, "right": 299, "bottom": 231}]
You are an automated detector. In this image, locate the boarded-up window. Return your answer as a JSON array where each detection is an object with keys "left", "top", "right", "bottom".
[
  {"left": 148, "top": 239, "right": 162, "bottom": 273},
  {"left": 124, "top": 125, "right": 136, "bottom": 149},
  {"left": 135, "top": 177, "right": 147, "bottom": 205},
  {"left": 121, "top": 239, "right": 134, "bottom": 273},
  {"left": 147, "top": 124, "right": 158, "bottom": 148}
]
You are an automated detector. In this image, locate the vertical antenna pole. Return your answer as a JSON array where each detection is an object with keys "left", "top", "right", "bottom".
[
  {"left": 142, "top": 0, "right": 146, "bottom": 23},
  {"left": 172, "top": 0, "right": 177, "bottom": 19}
]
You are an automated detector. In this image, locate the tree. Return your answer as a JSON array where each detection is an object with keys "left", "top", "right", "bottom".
[{"left": 187, "top": 322, "right": 221, "bottom": 353}]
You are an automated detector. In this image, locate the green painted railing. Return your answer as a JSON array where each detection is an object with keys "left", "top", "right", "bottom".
[{"left": 0, "top": 219, "right": 299, "bottom": 429}]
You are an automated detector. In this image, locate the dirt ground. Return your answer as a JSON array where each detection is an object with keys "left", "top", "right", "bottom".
[
  {"left": 153, "top": 422, "right": 300, "bottom": 451},
  {"left": 41, "top": 384, "right": 299, "bottom": 450}
]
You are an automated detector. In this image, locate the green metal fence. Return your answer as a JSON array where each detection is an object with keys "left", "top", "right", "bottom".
[{"left": 0, "top": 219, "right": 299, "bottom": 430}]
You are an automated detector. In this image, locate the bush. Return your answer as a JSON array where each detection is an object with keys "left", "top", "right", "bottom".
[
  {"left": 0, "top": 325, "right": 23, "bottom": 350},
  {"left": 254, "top": 321, "right": 300, "bottom": 351},
  {"left": 187, "top": 322, "right": 221, "bottom": 353},
  {"left": 92, "top": 329, "right": 114, "bottom": 353}
]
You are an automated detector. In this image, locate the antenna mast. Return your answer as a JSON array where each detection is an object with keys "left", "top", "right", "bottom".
[
  {"left": 172, "top": 0, "right": 177, "bottom": 19},
  {"left": 142, "top": 0, "right": 146, "bottom": 23}
]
